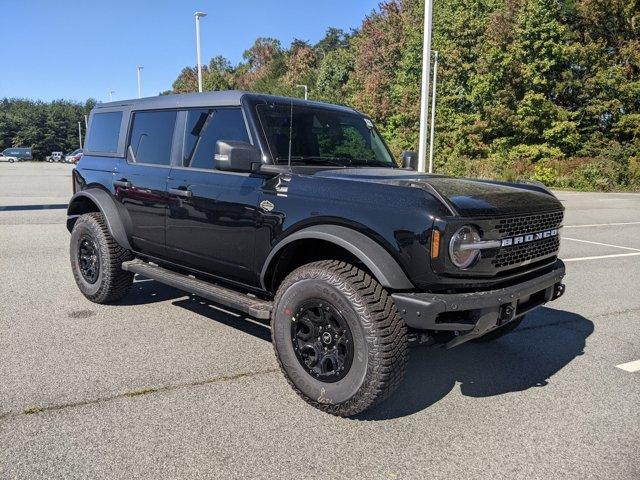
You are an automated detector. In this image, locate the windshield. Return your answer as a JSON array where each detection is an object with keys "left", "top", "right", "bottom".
[{"left": 257, "top": 103, "right": 396, "bottom": 167}]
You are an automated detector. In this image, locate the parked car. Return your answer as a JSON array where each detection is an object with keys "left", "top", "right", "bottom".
[
  {"left": 2, "top": 147, "right": 32, "bottom": 161},
  {"left": 47, "top": 152, "right": 64, "bottom": 162},
  {"left": 67, "top": 91, "right": 566, "bottom": 416},
  {"left": 65, "top": 149, "right": 83, "bottom": 164}
]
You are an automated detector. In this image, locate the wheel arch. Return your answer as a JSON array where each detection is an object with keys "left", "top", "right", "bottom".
[
  {"left": 67, "top": 188, "right": 132, "bottom": 251},
  {"left": 261, "top": 225, "right": 414, "bottom": 293}
]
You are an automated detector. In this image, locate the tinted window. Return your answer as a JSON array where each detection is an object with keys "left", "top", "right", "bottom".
[
  {"left": 86, "top": 112, "right": 122, "bottom": 153},
  {"left": 182, "top": 108, "right": 249, "bottom": 169},
  {"left": 257, "top": 104, "right": 395, "bottom": 167},
  {"left": 129, "top": 110, "right": 177, "bottom": 165}
]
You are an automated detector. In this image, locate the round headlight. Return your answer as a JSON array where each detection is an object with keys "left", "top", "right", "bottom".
[{"left": 449, "top": 226, "right": 481, "bottom": 269}]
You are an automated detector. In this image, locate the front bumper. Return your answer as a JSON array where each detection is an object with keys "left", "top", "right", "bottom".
[{"left": 392, "top": 260, "right": 566, "bottom": 348}]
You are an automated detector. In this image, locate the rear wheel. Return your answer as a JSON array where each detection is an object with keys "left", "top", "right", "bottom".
[
  {"left": 271, "top": 260, "right": 408, "bottom": 417},
  {"left": 473, "top": 316, "right": 524, "bottom": 342},
  {"left": 70, "top": 212, "right": 133, "bottom": 303}
]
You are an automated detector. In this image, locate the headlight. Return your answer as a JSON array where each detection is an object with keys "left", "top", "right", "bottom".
[{"left": 449, "top": 226, "right": 482, "bottom": 268}]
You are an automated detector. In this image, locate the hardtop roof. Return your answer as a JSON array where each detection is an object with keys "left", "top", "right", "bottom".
[{"left": 94, "top": 90, "right": 361, "bottom": 115}]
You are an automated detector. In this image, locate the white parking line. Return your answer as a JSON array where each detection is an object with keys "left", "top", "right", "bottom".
[
  {"left": 564, "top": 221, "right": 640, "bottom": 228},
  {"left": 562, "top": 237, "right": 640, "bottom": 252},
  {"left": 616, "top": 360, "right": 640, "bottom": 373},
  {"left": 564, "top": 252, "right": 640, "bottom": 262}
]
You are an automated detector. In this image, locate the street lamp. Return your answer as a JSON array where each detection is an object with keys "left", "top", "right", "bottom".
[
  {"left": 137, "top": 66, "right": 144, "bottom": 98},
  {"left": 194, "top": 11, "right": 207, "bottom": 93},
  {"left": 296, "top": 84, "right": 308, "bottom": 100},
  {"left": 417, "top": 0, "right": 434, "bottom": 173},
  {"left": 109, "top": 90, "right": 115, "bottom": 102}
]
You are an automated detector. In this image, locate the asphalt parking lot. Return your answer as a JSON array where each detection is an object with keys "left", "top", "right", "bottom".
[{"left": 1, "top": 162, "right": 638, "bottom": 479}]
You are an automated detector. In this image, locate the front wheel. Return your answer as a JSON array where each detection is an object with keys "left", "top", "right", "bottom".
[
  {"left": 70, "top": 212, "right": 133, "bottom": 303},
  {"left": 271, "top": 260, "right": 408, "bottom": 417}
]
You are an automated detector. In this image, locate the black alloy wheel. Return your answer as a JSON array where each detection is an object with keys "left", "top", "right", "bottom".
[
  {"left": 78, "top": 234, "right": 100, "bottom": 284},
  {"left": 291, "top": 300, "right": 354, "bottom": 383}
]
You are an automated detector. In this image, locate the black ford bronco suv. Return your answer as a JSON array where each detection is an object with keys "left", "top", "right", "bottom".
[{"left": 67, "top": 91, "right": 566, "bottom": 416}]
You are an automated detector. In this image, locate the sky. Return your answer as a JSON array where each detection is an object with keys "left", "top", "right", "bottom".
[{"left": 0, "top": 0, "right": 381, "bottom": 103}]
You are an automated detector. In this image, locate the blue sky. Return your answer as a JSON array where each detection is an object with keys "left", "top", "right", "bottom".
[{"left": 0, "top": 0, "right": 381, "bottom": 103}]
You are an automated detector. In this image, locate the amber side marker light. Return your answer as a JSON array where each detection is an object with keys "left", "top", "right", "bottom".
[{"left": 431, "top": 229, "right": 441, "bottom": 259}]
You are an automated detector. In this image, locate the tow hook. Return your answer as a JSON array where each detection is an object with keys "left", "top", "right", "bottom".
[
  {"left": 498, "top": 304, "right": 515, "bottom": 326},
  {"left": 552, "top": 283, "right": 566, "bottom": 300}
]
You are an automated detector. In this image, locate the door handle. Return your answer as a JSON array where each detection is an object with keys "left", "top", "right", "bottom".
[
  {"left": 114, "top": 179, "right": 132, "bottom": 188},
  {"left": 169, "top": 187, "right": 193, "bottom": 198}
]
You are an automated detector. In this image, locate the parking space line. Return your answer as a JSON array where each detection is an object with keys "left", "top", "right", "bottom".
[
  {"left": 616, "top": 360, "right": 640, "bottom": 373},
  {"left": 562, "top": 237, "right": 640, "bottom": 252},
  {"left": 564, "top": 252, "right": 640, "bottom": 262},
  {"left": 564, "top": 221, "right": 640, "bottom": 228}
]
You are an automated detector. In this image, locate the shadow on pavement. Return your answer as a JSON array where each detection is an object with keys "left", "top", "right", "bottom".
[
  {"left": 115, "top": 277, "right": 188, "bottom": 306},
  {"left": 119, "top": 280, "right": 592, "bottom": 421},
  {"left": 360, "top": 307, "right": 593, "bottom": 420}
]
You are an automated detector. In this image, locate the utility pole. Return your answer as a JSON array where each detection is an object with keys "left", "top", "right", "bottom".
[
  {"left": 137, "top": 66, "right": 144, "bottom": 98},
  {"left": 194, "top": 12, "right": 207, "bottom": 93},
  {"left": 417, "top": 0, "right": 434, "bottom": 173},
  {"left": 428, "top": 51, "right": 439, "bottom": 174},
  {"left": 296, "top": 84, "right": 308, "bottom": 100},
  {"left": 78, "top": 121, "right": 83, "bottom": 148}
]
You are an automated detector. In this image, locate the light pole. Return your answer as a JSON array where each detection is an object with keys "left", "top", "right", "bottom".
[
  {"left": 194, "top": 12, "right": 207, "bottom": 93},
  {"left": 78, "top": 121, "right": 83, "bottom": 148},
  {"left": 137, "top": 66, "right": 144, "bottom": 98},
  {"left": 296, "top": 84, "right": 308, "bottom": 100},
  {"left": 417, "top": 0, "right": 434, "bottom": 173},
  {"left": 428, "top": 51, "right": 438, "bottom": 174},
  {"left": 109, "top": 90, "right": 115, "bottom": 102}
]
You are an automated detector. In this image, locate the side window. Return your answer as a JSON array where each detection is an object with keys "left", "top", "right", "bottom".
[
  {"left": 183, "top": 108, "right": 249, "bottom": 169},
  {"left": 85, "top": 111, "right": 122, "bottom": 153},
  {"left": 129, "top": 110, "right": 177, "bottom": 165}
]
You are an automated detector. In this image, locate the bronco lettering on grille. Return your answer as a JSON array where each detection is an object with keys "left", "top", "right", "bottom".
[{"left": 500, "top": 228, "right": 559, "bottom": 247}]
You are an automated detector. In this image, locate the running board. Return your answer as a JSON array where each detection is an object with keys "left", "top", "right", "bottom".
[{"left": 122, "top": 259, "right": 272, "bottom": 319}]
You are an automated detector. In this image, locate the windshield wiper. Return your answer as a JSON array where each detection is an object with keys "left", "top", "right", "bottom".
[
  {"left": 276, "top": 156, "right": 352, "bottom": 167},
  {"left": 347, "top": 159, "right": 396, "bottom": 168}
]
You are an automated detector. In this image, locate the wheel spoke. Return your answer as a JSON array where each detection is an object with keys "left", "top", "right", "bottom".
[{"left": 290, "top": 300, "right": 354, "bottom": 383}]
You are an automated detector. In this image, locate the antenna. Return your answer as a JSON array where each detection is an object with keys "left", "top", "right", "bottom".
[{"left": 287, "top": 99, "right": 293, "bottom": 171}]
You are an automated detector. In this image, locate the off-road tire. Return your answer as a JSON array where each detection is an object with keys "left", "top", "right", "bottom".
[
  {"left": 473, "top": 316, "right": 525, "bottom": 343},
  {"left": 70, "top": 212, "right": 133, "bottom": 303},
  {"left": 271, "top": 260, "right": 408, "bottom": 417}
]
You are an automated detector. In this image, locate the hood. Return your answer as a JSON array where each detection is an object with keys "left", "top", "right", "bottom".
[{"left": 311, "top": 168, "right": 562, "bottom": 217}]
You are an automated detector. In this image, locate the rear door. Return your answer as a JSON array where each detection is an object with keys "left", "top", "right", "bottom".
[
  {"left": 114, "top": 110, "right": 177, "bottom": 258},
  {"left": 165, "top": 107, "right": 263, "bottom": 286}
]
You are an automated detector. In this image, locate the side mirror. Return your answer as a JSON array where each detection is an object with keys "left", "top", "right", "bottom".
[
  {"left": 401, "top": 150, "right": 418, "bottom": 170},
  {"left": 215, "top": 140, "right": 261, "bottom": 172}
]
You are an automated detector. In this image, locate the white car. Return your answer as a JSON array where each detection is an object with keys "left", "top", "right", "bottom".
[{"left": 0, "top": 155, "right": 19, "bottom": 163}]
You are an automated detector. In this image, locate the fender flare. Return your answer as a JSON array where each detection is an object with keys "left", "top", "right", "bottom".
[
  {"left": 67, "top": 189, "right": 133, "bottom": 251},
  {"left": 260, "top": 225, "right": 414, "bottom": 291}
]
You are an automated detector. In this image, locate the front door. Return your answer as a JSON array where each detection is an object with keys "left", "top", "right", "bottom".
[
  {"left": 165, "top": 107, "right": 263, "bottom": 287},
  {"left": 114, "top": 110, "right": 177, "bottom": 257}
]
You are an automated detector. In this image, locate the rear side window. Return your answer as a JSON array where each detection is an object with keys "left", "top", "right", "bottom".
[
  {"left": 129, "top": 111, "right": 177, "bottom": 165},
  {"left": 182, "top": 108, "right": 249, "bottom": 169},
  {"left": 86, "top": 112, "right": 122, "bottom": 153}
]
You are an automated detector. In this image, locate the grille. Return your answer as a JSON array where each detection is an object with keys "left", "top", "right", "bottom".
[
  {"left": 492, "top": 236, "right": 560, "bottom": 268},
  {"left": 495, "top": 211, "right": 564, "bottom": 237}
]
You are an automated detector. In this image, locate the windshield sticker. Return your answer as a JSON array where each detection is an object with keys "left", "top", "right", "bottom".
[{"left": 364, "top": 118, "right": 374, "bottom": 129}]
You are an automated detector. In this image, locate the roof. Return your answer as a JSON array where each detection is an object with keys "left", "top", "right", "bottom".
[{"left": 94, "top": 90, "right": 360, "bottom": 115}]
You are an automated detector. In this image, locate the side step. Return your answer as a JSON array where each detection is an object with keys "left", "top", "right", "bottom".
[{"left": 122, "top": 259, "right": 273, "bottom": 320}]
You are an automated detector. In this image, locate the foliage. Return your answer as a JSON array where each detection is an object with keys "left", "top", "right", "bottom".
[
  {"left": 171, "top": 0, "right": 640, "bottom": 190},
  {"left": 7, "top": 0, "right": 637, "bottom": 189},
  {"left": 0, "top": 98, "right": 94, "bottom": 159}
]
